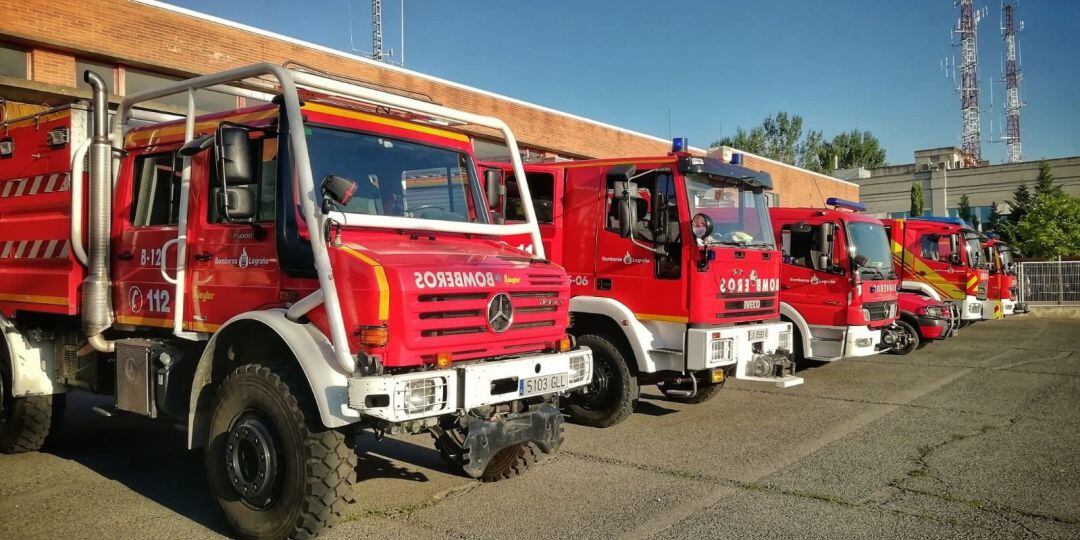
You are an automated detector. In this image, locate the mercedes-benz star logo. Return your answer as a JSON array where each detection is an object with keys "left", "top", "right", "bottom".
[{"left": 486, "top": 293, "right": 514, "bottom": 333}]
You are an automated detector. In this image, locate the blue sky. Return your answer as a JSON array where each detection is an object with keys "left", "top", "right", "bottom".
[{"left": 165, "top": 0, "right": 1079, "bottom": 165}]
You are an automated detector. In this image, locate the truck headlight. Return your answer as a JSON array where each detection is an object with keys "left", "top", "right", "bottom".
[
  {"left": 569, "top": 352, "right": 592, "bottom": 385},
  {"left": 778, "top": 330, "right": 792, "bottom": 351},
  {"left": 711, "top": 338, "right": 734, "bottom": 363},
  {"left": 861, "top": 308, "right": 872, "bottom": 321},
  {"left": 398, "top": 377, "right": 448, "bottom": 415},
  {"left": 969, "top": 303, "right": 982, "bottom": 314}
]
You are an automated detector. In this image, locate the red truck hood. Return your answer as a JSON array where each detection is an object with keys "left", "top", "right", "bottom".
[
  {"left": 329, "top": 233, "right": 570, "bottom": 368},
  {"left": 690, "top": 247, "right": 781, "bottom": 325}
]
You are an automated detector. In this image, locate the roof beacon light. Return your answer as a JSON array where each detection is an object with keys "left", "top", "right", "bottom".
[
  {"left": 825, "top": 197, "right": 866, "bottom": 212},
  {"left": 671, "top": 137, "right": 688, "bottom": 153},
  {"left": 730, "top": 152, "right": 743, "bottom": 165}
]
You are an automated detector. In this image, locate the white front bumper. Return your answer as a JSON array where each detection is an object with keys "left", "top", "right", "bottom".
[
  {"left": 844, "top": 325, "right": 883, "bottom": 358},
  {"left": 955, "top": 296, "right": 984, "bottom": 320},
  {"left": 686, "top": 321, "right": 803, "bottom": 387},
  {"left": 347, "top": 348, "right": 593, "bottom": 423},
  {"left": 1002, "top": 299, "right": 1016, "bottom": 316}
]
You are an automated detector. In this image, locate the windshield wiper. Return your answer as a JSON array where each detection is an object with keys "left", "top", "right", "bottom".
[{"left": 858, "top": 265, "right": 889, "bottom": 280}]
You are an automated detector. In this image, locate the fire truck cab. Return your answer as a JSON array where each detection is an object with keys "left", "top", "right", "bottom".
[
  {"left": 0, "top": 64, "right": 593, "bottom": 539},
  {"left": 882, "top": 216, "right": 989, "bottom": 324},
  {"left": 483, "top": 145, "right": 800, "bottom": 428},
  {"left": 982, "top": 234, "right": 1024, "bottom": 317},
  {"left": 770, "top": 199, "right": 903, "bottom": 362}
]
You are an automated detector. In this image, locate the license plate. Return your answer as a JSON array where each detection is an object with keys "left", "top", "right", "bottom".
[
  {"left": 748, "top": 329, "right": 767, "bottom": 341},
  {"left": 519, "top": 373, "right": 569, "bottom": 397},
  {"left": 743, "top": 300, "right": 761, "bottom": 309}
]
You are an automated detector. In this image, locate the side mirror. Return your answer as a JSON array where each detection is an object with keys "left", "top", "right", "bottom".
[
  {"left": 321, "top": 174, "right": 358, "bottom": 213},
  {"left": 691, "top": 213, "right": 714, "bottom": 241},
  {"left": 616, "top": 191, "right": 637, "bottom": 239},
  {"left": 484, "top": 168, "right": 503, "bottom": 211},
  {"left": 179, "top": 134, "right": 214, "bottom": 157},
  {"left": 216, "top": 126, "right": 253, "bottom": 185},
  {"left": 218, "top": 186, "right": 257, "bottom": 221}
]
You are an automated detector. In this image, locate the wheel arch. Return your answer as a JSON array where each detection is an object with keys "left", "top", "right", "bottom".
[
  {"left": 568, "top": 297, "right": 651, "bottom": 374},
  {"left": 779, "top": 302, "right": 813, "bottom": 357},
  {"left": 0, "top": 313, "right": 64, "bottom": 397},
  {"left": 187, "top": 309, "right": 356, "bottom": 449}
]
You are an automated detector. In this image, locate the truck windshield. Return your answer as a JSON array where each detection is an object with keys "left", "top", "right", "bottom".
[
  {"left": 306, "top": 126, "right": 485, "bottom": 224},
  {"left": 964, "top": 233, "right": 984, "bottom": 268},
  {"left": 1000, "top": 246, "right": 1016, "bottom": 274},
  {"left": 684, "top": 174, "right": 775, "bottom": 249},
  {"left": 846, "top": 221, "right": 896, "bottom": 279}
]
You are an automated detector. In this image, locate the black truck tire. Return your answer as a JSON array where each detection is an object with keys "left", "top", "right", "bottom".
[
  {"left": 888, "top": 319, "right": 921, "bottom": 355},
  {"left": 205, "top": 362, "right": 356, "bottom": 540},
  {"left": 0, "top": 355, "right": 63, "bottom": 454},
  {"left": 562, "top": 334, "right": 639, "bottom": 428}
]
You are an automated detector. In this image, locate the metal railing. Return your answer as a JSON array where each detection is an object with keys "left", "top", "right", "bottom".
[{"left": 1018, "top": 261, "right": 1080, "bottom": 305}]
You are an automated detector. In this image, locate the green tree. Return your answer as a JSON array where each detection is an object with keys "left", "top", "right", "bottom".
[
  {"left": 1016, "top": 191, "right": 1080, "bottom": 258},
  {"left": 1033, "top": 160, "right": 1062, "bottom": 198},
  {"left": 717, "top": 126, "right": 766, "bottom": 156},
  {"left": 957, "top": 194, "right": 974, "bottom": 223},
  {"left": 819, "top": 129, "right": 887, "bottom": 171},
  {"left": 910, "top": 182, "right": 924, "bottom": 217},
  {"left": 1008, "top": 182, "right": 1032, "bottom": 227},
  {"left": 714, "top": 112, "right": 887, "bottom": 174},
  {"left": 987, "top": 201, "right": 1007, "bottom": 236}
]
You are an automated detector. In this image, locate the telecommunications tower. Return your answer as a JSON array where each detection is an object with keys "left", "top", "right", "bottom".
[
  {"left": 1001, "top": 0, "right": 1024, "bottom": 163},
  {"left": 952, "top": 0, "right": 986, "bottom": 167}
]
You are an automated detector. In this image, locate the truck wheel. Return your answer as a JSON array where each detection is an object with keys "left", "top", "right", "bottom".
[
  {"left": 433, "top": 427, "right": 543, "bottom": 482},
  {"left": 0, "top": 357, "right": 63, "bottom": 454},
  {"left": 888, "top": 320, "right": 920, "bottom": 355},
  {"left": 562, "top": 334, "right": 639, "bottom": 428},
  {"left": 205, "top": 362, "right": 356, "bottom": 540},
  {"left": 657, "top": 378, "right": 724, "bottom": 404}
]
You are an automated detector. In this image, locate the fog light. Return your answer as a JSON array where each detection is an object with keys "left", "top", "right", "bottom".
[
  {"left": 400, "top": 377, "right": 447, "bottom": 415},
  {"left": 436, "top": 352, "right": 452, "bottom": 368},
  {"left": 710, "top": 368, "right": 725, "bottom": 384},
  {"left": 855, "top": 338, "right": 872, "bottom": 348}
]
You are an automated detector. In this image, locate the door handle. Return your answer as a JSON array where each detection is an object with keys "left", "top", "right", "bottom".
[
  {"left": 194, "top": 252, "right": 213, "bottom": 262},
  {"left": 118, "top": 251, "right": 133, "bottom": 261}
]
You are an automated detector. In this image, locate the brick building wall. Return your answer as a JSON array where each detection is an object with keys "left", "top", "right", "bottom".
[{"left": 0, "top": 0, "right": 855, "bottom": 206}]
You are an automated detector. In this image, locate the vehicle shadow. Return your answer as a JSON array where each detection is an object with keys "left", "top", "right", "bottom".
[
  {"left": 44, "top": 392, "right": 463, "bottom": 535},
  {"left": 632, "top": 398, "right": 680, "bottom": 416}
]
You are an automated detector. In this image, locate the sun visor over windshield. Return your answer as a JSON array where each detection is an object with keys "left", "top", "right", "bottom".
[{"left": 676, "top": 155, "right": 772, "bottom": 190}]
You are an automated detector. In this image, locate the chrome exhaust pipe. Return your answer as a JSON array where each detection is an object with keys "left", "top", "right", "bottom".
[{"left": 82, "top": 70, "right": 115, "bottom": 353}]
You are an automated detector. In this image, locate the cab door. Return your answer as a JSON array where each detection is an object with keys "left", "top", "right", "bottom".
[
  {"left": 778, "top": 221, "right": 848, "bottom": 327},
  {"left": 113, "top": 149, "right": 191, "bottom": 329},
  {"left": 594, "top": 168, "right": 685, "bottom": 319}
]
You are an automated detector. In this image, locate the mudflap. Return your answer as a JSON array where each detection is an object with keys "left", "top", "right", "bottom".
[{"left": 461, "top": 403, "right": 563, "bottom": 478}]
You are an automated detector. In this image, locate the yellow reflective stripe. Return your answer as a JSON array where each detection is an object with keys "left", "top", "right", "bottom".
[
  {"left": 635, "top": 313, "right": 689, "bottom": 323},
  {"left": 0, "top": 292, "right": 68, "bottom": 306},
  {"left": 340, "top": 246, "right": 390, "bottom": 321},
  {"left": 115, "top": 315, "right": 220, "bottom": 332},
  {"left": 304, "top": 103, "right": 469, "bottom": 143}
]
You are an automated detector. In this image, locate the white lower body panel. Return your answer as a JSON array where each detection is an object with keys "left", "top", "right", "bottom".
[
  {"left": 686, "top": 321, "right": 803, "bottom": 387},
  {"left": 955, "top": 295, "right": 984, "bottom": 320},
  {"left": 804, "top": 324, "right": 882, "bottom": 362}
]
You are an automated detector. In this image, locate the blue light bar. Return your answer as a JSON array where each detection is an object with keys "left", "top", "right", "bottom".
[
  {"left": 671, "top": 137, "right": 688, "bottom": 153},
  {"left": 825, "top": 197, "right": 866, "bottom": 212},
  {"left": 730, "top": 152, "right": 743, "bottom": 165}
]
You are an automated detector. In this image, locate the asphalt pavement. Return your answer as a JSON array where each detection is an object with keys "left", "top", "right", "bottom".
[{"left": 1, "top": 315, "right": 1078, "bottom": 539}]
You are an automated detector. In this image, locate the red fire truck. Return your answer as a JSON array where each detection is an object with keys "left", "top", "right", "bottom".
[
  {"left": 881, "top": 216, "right": 989, "bottom": 325},
  {"left": 482, "top": 143, "right": 801, "bottom": 428},
  {"left": 889, "top": 291, "right": 958, "bottom": 355},
  {"left": 769, "top": 199, "right": 904, "bottom": 362},
  {"left": 0, "top": 64, "right": 594, "bottom": 539},
  {"left": 982, "top": 234, "right": 1025, "bottom": 317}
]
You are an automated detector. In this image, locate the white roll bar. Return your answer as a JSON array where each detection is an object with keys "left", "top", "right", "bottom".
[{"left": 107, "top": 63, "right": 546, "bottom": 375}]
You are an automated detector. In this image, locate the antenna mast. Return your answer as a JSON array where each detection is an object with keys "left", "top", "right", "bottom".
[
  {"left": 371, "top": 0, "right": 384, "bottom": 61},
  {"left": 1001, "top": 0, "right": 1023, "bottom": 163},
  {"left": 953, "top": 0, "right": 986, "bottom": 167}
]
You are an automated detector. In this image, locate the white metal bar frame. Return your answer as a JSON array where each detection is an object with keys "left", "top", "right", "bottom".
[{"left": 108, "top": 63, "right": 544, "bottom": 374}]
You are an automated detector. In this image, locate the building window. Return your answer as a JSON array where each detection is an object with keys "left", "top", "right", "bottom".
[
  {"left": 75, "top": 59, "right": 117, "bottom": 91},
  {"left": 0, "top": 43, "right": 28, "bottom": 78},
  {"left": 126, "top": 68, "right": 236, "bottom": 111}
]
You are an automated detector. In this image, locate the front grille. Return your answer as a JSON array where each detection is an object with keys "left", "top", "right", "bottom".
[
  {"left": 717, "top": 309, "right": 774, "bottom": 320},
  {"left": 407, "top": 270, "right": 566, "bottom": 360},
  {"left": 864, "top": 301, "right": 897, "bottom": 321},
  {"left": 723, "top": 299, "right": 776, "bottom": 311}
]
